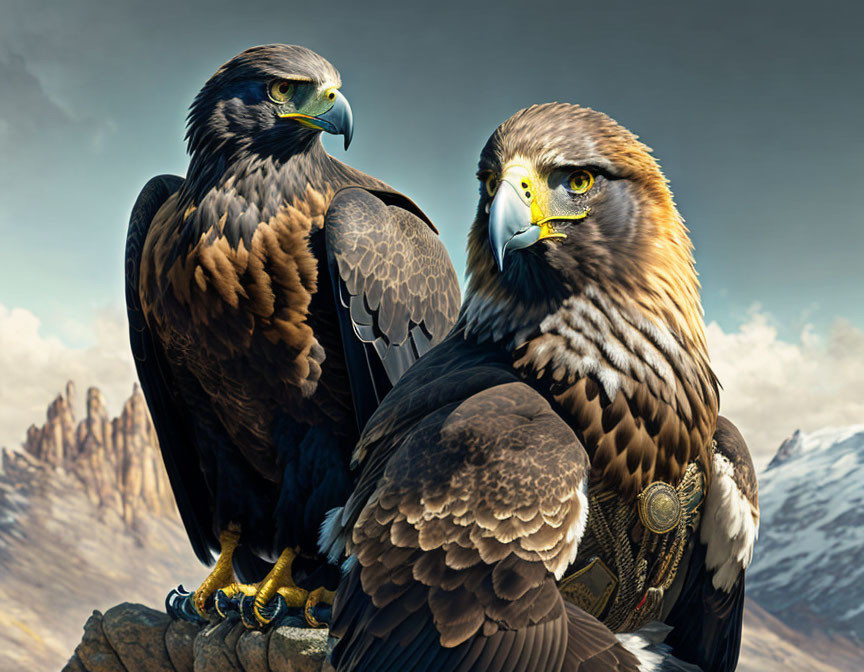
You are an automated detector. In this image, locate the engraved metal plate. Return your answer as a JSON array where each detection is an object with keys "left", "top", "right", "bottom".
[
  {"left": 557, "top": 556, "right": 618, "bottom": 617},
  {"left": 637, "top": 481, "right": 682, "bottom": 534}
]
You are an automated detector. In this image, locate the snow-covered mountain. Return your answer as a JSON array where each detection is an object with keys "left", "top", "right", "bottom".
[{"left": 747, "top": 425, "right": 864, "bottom": 645}]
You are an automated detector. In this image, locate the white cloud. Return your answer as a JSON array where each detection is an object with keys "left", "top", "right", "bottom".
[
  {"left": 2, "top": 302, "right": 861, "bottom": 473},
  {"left": 0, "top": 303, "right": 137, "bottom": 451},
  {"left": 707, "top": 309, "right": 864, "bottom": 470}
]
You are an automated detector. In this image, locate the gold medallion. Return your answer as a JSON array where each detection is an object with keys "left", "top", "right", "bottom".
[{"left": 637, "top": 481, "right": 682, "bottom": 534}]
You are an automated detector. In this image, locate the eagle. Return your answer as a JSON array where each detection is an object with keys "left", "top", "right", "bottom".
[
  {"left": 124, "top": 44, "right": 459, "bottom": 629},
  {"left": 322, "top": 103, "right": 759, "bottom": 671}
]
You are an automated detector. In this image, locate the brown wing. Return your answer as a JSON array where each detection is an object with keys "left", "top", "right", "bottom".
[
  {"left": 126, "top": 174, "right": 219, "bottom": 564},
  {"left": 664, "top": 416, "right": 759, "bottom": 672},
  {"left": 702, "top": 416, "right": 760, "bottom": 590},
  {"left": 325, "top": 186, "right": 460, "bottom": 431},
  {"left": 319, "top": 332, "right": 519, "bottom": 565},
  {"left": 329, "top": 381, "right": 599, "bottom": 672},
  {"left": 564, "top": 603, "right": 640, "bottom": 672}
]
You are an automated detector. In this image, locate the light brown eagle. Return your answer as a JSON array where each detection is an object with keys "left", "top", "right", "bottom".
[{"left": 323, "top": 103, "right": 759, "bottom": 671}]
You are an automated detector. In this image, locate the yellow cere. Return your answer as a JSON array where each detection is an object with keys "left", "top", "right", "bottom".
[{"left": 494, "top": 158, "right": 593, "bottom": 241}]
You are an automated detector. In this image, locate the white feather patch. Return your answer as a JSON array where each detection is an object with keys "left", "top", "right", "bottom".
[
  {"left": 616, "top": 623, "right": 703, "bottom": 671},
  {"left": 550, "top": 480, "right": 589, "bottom": 580},
  {"left": 700, "top": 453, "right": 760, "bottom": 591},
  {"left": 530, "top": 289, "right": 685, "bottom": 404}
]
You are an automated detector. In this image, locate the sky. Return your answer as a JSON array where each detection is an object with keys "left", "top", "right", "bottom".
[{"left": 0, "top": 0, "right": 862, "bottom": 464}]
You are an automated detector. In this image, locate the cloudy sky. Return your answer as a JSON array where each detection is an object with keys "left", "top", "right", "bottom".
[{"left": 0, "top": 0, "right": 861, "bottom": 466}]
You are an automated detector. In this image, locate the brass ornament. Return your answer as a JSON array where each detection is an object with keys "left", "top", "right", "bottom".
[
  {"left": 558, "top": 556, "right": 618, "bottom": 618},
  {"left": 637, "top": 481, "right": 682, "bottom": 534}
]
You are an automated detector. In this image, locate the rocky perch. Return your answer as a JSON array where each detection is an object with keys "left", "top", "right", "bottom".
[{"left": 63, "top": 603, "right": 335, "bottom": 672}]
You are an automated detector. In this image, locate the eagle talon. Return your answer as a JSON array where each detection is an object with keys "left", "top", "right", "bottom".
[
  {"left": 304, "top": 587, "right": 336, "bottom": 628},
  {"left": 239, "top": 593, "right": 261, "bottom": 629},
  {"left": 166, "top": 585, "right": 209, "bottom": 624},
  {"left": 215, "top": 582, "right": 257, "bottom": 619},
  {"left": 240, "top": 547, "right": 314, "bottom": 628},
  {"left": 172, "top": 526, "right": 242, "bottom": 621}
]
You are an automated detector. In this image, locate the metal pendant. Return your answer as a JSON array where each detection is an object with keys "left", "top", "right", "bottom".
[{"left": 637, "top": 481, "right": 682, "bottom": 534}]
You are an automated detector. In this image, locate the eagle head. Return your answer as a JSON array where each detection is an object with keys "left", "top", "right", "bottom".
[
  {"left": 185, "top": 44, "right": 353, "bottom": 164},
  {"left": 464, "top": 103, "right": 707, "bottom": 355}
]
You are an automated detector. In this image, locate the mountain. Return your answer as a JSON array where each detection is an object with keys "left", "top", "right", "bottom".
[
  {"left": 18, "top": 380, "right": 175, "bottom": 524},
  {"left": 4, "top": 383, "right": 863, "bottom": 671},
  {"left": 0, "top": 382, "right": 200, "bottom": 672},
  {"left": 739, "top": 599, "right": 864, "bottom": 672},
  {"left": 747, "top": 425, "right": 864, "bottom": 647}
]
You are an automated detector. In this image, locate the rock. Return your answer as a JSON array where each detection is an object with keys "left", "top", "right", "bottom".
[
  {"left": 192, "top": 617, "right": 245, "bottom": 671},
  {"left": 65, "top": 604, "right": 335, "bottom": 671},
  {"left": 73, "top": 610, "right": 126, "bottom": 672},
  {"left": 236, "top": 629, "right": 270, "bottom": 672},
  {"left": 268, "top": 627, "right": 329, "bottom": 672},
  {"left": 165, "top": 619, "right": 199, "bottom": 672},
  {"left": 62, "top": 654, "right": 89, "bottom": 672},
  {"left": 101, "top": 603, "right": 175, "bottom": 672},
  {"left": 20, "top": 381, "right": 176, "bottom": 526}
]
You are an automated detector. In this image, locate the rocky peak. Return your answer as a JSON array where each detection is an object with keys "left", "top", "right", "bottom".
[
  {"left": 766, "top": 428, "right": 802, "bottom": 470},
  {"left": 15, "top": 380, "right": 175, "bottom": 526},
  {"left": 748, "top": 425, "right": 864, "bottom": 644}
]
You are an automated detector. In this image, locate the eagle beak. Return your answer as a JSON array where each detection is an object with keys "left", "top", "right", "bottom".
[
  {"left": 316, "top": 89, "right": 354, "bottom": 150},
  {"left": 280, "top": 89, "right": 354, "bottom": 150},
  {"left": 488, "top": 179, "right": 540, "bottom": 272}
]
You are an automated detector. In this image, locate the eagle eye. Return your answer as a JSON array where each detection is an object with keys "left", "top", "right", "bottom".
[
  {"left": 567, "top": 169, "right": 594, "bottom": 195},
  {"left": 268, "top": 79, "right": 295, "bottom": 104},
  {"left": 484, "top": 174, "right": 499, "bottom": 197}
]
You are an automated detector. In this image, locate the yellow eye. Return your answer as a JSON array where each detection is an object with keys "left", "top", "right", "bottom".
[
  {"left": 268, "top": 79, "right": 295, "bottom": 103},
  {"left": 568, "top": 169, "right": 594, "bottom": 194},
  {"left": 485, "top": 174, "right": 499, "bottom": 197}
]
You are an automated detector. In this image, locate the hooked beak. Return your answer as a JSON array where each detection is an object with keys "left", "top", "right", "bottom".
[
  {"left": 279, "top": 89, "right": 354, "bottom": 150},
  {"left": 317, "top": 90, "right": 354, "bottom": 149},
  {"left": 489, "top": 180, "right": 538, "bottom": 272},
  {"left": 488, "top": 174, "right": 586, "bottom": 272}
]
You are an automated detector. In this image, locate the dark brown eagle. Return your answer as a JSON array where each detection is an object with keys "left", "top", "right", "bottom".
[
  {"left": 124, "top": 44, "right": 459, "bottom": 629},
  {"left": 323, "top": 103, "right": 759, "bottom": 671}
]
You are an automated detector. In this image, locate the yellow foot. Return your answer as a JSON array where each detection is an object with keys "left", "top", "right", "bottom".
[
  {"left": 242, "top": 547, "right": 309, "bottom": 628},
  {"left": 191, "top": 525, "right": 241, "bottom": 618},
  {"left": 214, "top": 581, "right": 257, "bottom": 618},
  {"left": 304, "top": 587, "right": 336, "bottom": 628}
]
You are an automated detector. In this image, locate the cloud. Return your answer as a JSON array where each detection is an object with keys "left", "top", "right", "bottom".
[
  {"left": 0, "top": 303, "right": 137, "bottom": 451},
  {"left": 0, "top": 51, "right": 115, "bottom": 161},
  {"left": 2, "top": 301, "right": 861, "bottom": 473},
  {"left": 0, "top": 51, "right": 70, "bottom": 141},
  {"left": 707, "top": 309, "right": 864, "bottom": 469}
]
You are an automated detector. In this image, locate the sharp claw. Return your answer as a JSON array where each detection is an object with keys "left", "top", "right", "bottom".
[
  {"left": 253, "top": 598, "right": 274, "bottom": 627},
  {"left": 277, "top": 586, "right": 308, "bottom": 608},
  {"left": 166, "top": 585, "right": 208, "bottom": 625},
  {"left": 215, "top": 586, "right": 241, "bottom": 619},
  {"left": 240, "top": 592, "right": 265, "bottom": 629},
  {"left": 304, "top": 587, "right": 335, "bottom": 628}
]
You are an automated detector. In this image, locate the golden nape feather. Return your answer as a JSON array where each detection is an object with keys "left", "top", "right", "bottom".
[{"left": 463, "top": 102, "right": 719, "bottom": 501}]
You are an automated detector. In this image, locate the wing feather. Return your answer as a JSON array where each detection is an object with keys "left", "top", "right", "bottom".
[
  {"left": 126, "top": 174, "right": 217, "bottom": 564},
  {"left": 329, "top": 380, "right": 593, "bottom": 671},
  {"left": 324, "top": 187, "right": 460, "bottom": 432},
  {"left": 664, "top": 416, "right": 758, "bottom": 672}
]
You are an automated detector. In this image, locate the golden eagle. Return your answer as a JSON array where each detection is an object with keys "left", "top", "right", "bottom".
[
  {"left": 124, "top": 44, "right": 459, "bottom": 629},
  {"left": 324, "top": 103, "right": 758, "bottom": 671}
]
